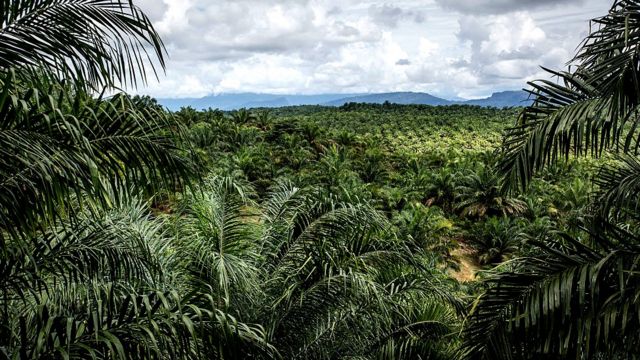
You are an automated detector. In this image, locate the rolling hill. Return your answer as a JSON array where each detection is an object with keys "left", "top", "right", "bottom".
[
  {"left": 157, "top": 90, "right": 531, "bottom": 111},
  {"left": 461, "top": 90, "right": 532, "bottom": 107},
  {"left": 324, "top": 92, "right": 453, "bottom": 106}
]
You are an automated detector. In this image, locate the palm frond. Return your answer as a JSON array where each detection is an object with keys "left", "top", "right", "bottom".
[
  {"left": 0, "top": 73, "right": 194, "bottom": 240},
  {"left": 1, "top": 200, "right": 166, "bottom": 307},
  {"left": 266, "top": 202, "right": 388, "bottom": 282},
  {"left": 369, "top": 301, "right": 459, "bottom": 360},
  {"left": 0, "top": 0, "right": 165, "bottom": 89},
  {"left": 594, "top": 154, "right": 640, "bottom": 218},
  {"left": 19, "top": 289, "right": 194, "bottom": 359},
  {"left": 499, "top": 85, "right": 610, "bottom": 191},
  {"left": 180, "top": 178, "right": 261, "bottom": 309},
  {"left": 499, "top": 0, "right": 640, "bottom": 190},
  {"left": 461, "top": 229, "right": 640, "bottom": 359}
]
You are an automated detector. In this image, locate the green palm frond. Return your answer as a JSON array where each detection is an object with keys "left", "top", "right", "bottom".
[
  {"left": 575, "top": 0, "right": 640, "bottom": 104},
  {"left": 171, "top": 179, "right": 465, "bottom": 359},
  {"left": 0, "top": 0, "right": 165, "bottom": 89},
  {"left": 370, "top": 301, "right": 459, "bottom": 360},
  {"left": 1, "top": 199, "right": 274, "bottom": 359},
  {"left": 455, "top": 166, "right": 526, "bottom": 218},
  {"left": 15, "top": 289, "right": 197, "bottom": 359},
  {"left": 180, "top": 177, "right": 261, "bottom": 309},
  {"left": 466, "top": 3, "right": 640, "bottom": 359},
  {"left": 259, "top": 181, "right": 310, "bottom": 264},
  {"left": 594, "top": 154, "right": 640, "bottom": 218},
  {"left": 1, "top": 200, "right": 166, "bottom": 307},
  {"left": 262, "top": 180, "right": 307, "bottom": 225},
  {"left": 1, "top": 200, "right": 185, "bottom": 358},
  {"left": 272, "top": 274, "right": 377, "bottom": 358},
  {"left": 200, "top": 174, "right": 257, "bottom": 204},
  {"left": 0, "top": 73, "right": 193, "bottom": 240},
  {"left": 266, "top": 203, "right": 388, "bottom": 282},
  {"left": 461, "top": 229, "right": 640, "bottom": 359},
  {"left": 499, "top": 0, "right": 640, "bottom": 190}
]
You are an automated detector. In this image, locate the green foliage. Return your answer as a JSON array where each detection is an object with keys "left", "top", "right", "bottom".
[
  {"left": 498, "top": 0, "right": 640, "bottom": 191},
  {"left": 463, "top": 1, "right": 640, "bottom": 358},
  {"left": 467, "top": 217, "right": 524, "bottom": 265},
  {"left": 0, "top": 71, "right": 193, "bottom": 241},
  {"left": 393, "top": 203, "right": 454, "bottom": 254},
  {"left": 455, "top": 165, "right": 527, "bottom": 218},
  {"left": 170, "top": 90, "right": 615, "bottom": 359},
  {"left": 595, "top": 154, "right": 640, "bottom": 220},
  {"left": 0, "top": 0, "right": 166, "bottom": 89},
  {"left": 1, "top": 201, "right": 235, "bottom": 359},
  {"left": 0, "top": 1, "right": 202, "bottom": 358},
  {"left": 169, "top": 178, "right": 463, "bottom": 359},
  {"left": 462, "top": 229, "right": 640, "bottom": 359}
]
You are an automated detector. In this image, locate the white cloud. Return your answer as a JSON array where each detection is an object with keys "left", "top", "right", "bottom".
[
  {"left": 418, "top": 37, "right": 440, "bottom": 57},
  {"left": 151, "top": 0, "right": 383, "bottom": 62},
  {"left": 435, "top": 0, "right": 585, "bottom": 15},
  {"left": 368, "top": 4, "right": 425, "bottom": 28},
  {"left": 455, "top": 12, "right": 566, "bottom": 85},
  {"left": 216, "top": 55, "right": 309, "bottom": 94},
  {"left": 310, "top": 32, "right": 409, "bottom": 92},
  {"left": 134, "top": 0, "right": 169, "bottom": 22},
  {"left": 132, "top": 0, "right": 611, "bottom": 99}
]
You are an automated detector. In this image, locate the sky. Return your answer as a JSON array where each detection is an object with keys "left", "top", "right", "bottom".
[{"left": 134, "top": 0, "right": 612, "bottom": 100}]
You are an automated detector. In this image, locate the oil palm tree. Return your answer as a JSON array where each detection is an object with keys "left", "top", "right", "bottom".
[
  {"left": 175, "top": 177, "right": 463, "bottom": 359},
  {"left": 498, "top": 0, "right": 640, "bottom": 193},
  {"left": 0, "top": 1, "right": 209, "bottom": 358},
  {"left": 0, "top": 0, "right": 184, "bottom": 238},
  {"left": 466, "top": 217, "right": 524, "bottom": 266},
  {"left": 455, "top": 165, "right": 526, "bottom": 219},
  {"left": 461, "top": 227, "right": 640, "bottom": 359},
  {"left": 0, "top": 74, "right": 193, "bottom": 241},
  {"left": 463, "top": 1, "right": 640, "bottom": 358},
  {"left": 231, "top": 108, "right": 257, "bottom": 125}
]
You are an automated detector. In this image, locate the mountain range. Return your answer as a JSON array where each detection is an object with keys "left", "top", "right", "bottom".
[{"left": 157, "top": 90, "right": 532, "bottom": 111}]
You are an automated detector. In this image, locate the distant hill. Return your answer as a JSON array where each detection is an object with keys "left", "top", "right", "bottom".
[
  {"left": 157, "top": 90, "right": 531, "bottom": 111},
  {"left": 461, "top": 91, "right": 532, "bottom": 107},
  {"left": 324, "top": 92, "right": 452, "bottom": 106},
  {"left": 158, "top": 93, "right": 361, "bottom": 111},
  {"left": 237, "top": 97, "right": 290, "bottom": 109}
]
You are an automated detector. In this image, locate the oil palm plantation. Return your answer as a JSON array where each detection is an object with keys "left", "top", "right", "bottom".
[{"left": 463, "top": 1, "right": 640, "bottom": 358}]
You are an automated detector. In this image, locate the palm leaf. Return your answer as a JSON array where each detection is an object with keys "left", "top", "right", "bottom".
[
  {"left": 461, "top": 229, "right": 640, "bottom": 359},
  {"left": 0, "top": 73, "right": 194, "bottom": 241},
  {"left": 179, "top": 176, "right": 261, "bottom": 309},
  {"left": 594, "top": 154, "right": 640, "bottom": 218},
  {"left": 0, "top": 0, "right": 165, "bottom": 89},
  {"left": 499, "top": 0, "right": 640, "bottom": 190}
]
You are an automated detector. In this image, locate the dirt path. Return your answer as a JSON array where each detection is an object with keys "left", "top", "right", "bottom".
[{"left": 449, "top": 245, "right": 481, "bottom": 282}]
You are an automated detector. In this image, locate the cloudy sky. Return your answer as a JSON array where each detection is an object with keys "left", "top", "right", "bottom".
[{"left": 134, "top": 0, "right": 611, "bottom": 99}]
